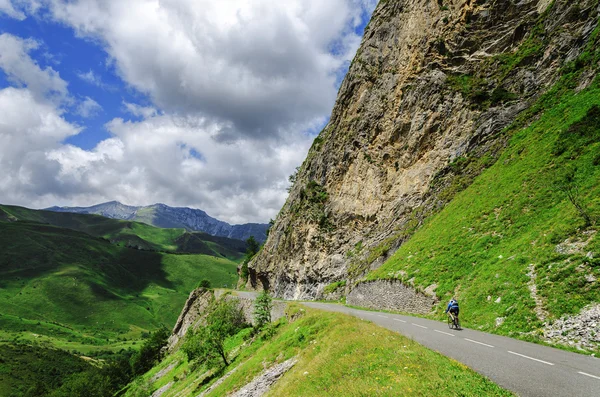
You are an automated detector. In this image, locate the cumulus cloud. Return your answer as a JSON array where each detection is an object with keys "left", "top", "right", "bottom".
[
  {"left": 46, "top": 114, "right": 312, "bottom": 223},
  {"left": 123, "top": 101, "right": 158, "bottom": 119},
  {"left": 0, "top": 0, "right": 25, "bottom": 19},
  {"left": 0, "top": 0, "right": 378, "bottom": 223},
  {"left": 0, "top": 33, "right": 68, "bottom": 102},
  {"left": 77, "top": 68, "right": 115, "bottom": 91},
  {"left": 0, "top": 87, "right": 81, "bottom": 202},
  {"left": 76, "top": 96, "right": 102, "bottom": 118},
  {"left": 44, "top": 0, "right": 376, "bottom": 140}
]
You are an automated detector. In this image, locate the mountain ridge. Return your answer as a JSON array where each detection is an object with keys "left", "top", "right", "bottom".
[{"left": 47, "top": 200, "right": 269, "bottom": 242}]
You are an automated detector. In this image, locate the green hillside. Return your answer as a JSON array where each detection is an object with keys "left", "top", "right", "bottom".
[
  {"left": 0, "top": 205, "right": 246, "bottom": 260},
  {"left": 125, "top": 307, "right": 511, "bottom": 397},
  {"left": 0, "top": 219, "right": 239, "bottom": 352},
  {"left": 369, "top": 75, "right": 600, "bottom": 345}
]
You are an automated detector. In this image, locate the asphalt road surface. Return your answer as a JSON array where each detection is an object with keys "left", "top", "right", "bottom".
[
  {"left": 302, "top": 302, "right": 600, "bottom": 397},
  {"left": 235, "top": 292, "right": 600, "bottom": 397}
]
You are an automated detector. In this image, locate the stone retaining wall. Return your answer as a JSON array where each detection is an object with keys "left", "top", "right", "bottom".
[{"left": 346, "top": 280, "right": 437, "bottom": 314}]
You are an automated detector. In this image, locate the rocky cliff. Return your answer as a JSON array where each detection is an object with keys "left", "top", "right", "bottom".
[{"left": 248, "top": 0, "right": 600, "bottom": 299}]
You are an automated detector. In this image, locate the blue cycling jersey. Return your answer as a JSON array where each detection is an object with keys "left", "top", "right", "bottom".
[{"left": 445, "top": 301, "right": 459, "bottom": 312}]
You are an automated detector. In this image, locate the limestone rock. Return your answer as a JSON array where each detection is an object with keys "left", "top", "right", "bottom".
[{"left": 248, "top": 0, "right": 600, "bottom": 300}]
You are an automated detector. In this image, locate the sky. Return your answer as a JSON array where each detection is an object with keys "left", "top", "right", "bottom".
[{"left": 0, "top": 0, "right": 378, "bottom": 224}]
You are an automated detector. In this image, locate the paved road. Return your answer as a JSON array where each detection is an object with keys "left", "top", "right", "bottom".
[
  {"left": 302, "top": 302, "right": 600, "bottom": 397},
  {"left": 234, "top": 292, "right": 600, "bottom": 396}
]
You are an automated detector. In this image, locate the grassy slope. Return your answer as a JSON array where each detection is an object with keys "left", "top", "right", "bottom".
[
  {"left": 0, "top": 205, "right": 246, "bottom": 260},
  {"left": 368, "top": 84, "right": 600, "bottom": 341},
  {"left": 0, "top": 220, "right": 239, "bottom": 352},
  {"left": 0, "top": 344, "right": 92, "bottom": 397},
  {"left": 126, "top": 308, "right": 512, "bottom": 397}
]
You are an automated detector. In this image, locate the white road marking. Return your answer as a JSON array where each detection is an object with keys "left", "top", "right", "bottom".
[
  {"left": 578, "top": 371, "right": 600, "bottom": 380},
  {"left": 411, "top": 323, "right": 428, "bottom": 329},
  {"left": 394, "top": 318, "right": 407, "bottom": 323},
  {"left": 507, "top": 351, "right": 554, "bottom": 366},
  {"left": 464, "top": 338, "right": 494, "bottom": 348},
  {"left": 377, "top": 315, "right": 389, "bottom": 318},
  {"left": 435, "top": 330, "right": 455, "bottom": 337}
]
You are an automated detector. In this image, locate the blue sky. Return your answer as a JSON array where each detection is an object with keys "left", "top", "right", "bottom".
[
  {"left": 0, "top": 11, "right": 153, "bottom": 149},
  {"left": 0, "top": 0, "right": 377, "bottom": 223}
]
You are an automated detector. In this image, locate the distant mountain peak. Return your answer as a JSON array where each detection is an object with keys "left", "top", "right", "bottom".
[{"left": 47, "top": 202, "right": 268, "bottom": 242}]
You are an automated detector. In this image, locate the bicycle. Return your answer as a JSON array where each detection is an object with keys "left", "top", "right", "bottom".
[{"left": 447, "top": 312, "right": 461, "bottom": 330}]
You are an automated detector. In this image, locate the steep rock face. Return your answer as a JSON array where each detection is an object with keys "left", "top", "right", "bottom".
[{"left": 249, "top": 0, "right": 600, "bottom": 299}]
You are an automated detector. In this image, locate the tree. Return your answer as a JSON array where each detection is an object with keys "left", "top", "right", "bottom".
[
  {"left": 131, "top": 328, "right": 169, "bottom": 376},
  {"left": 182, "top": 299, "right": 245, "bottom": 367},
  {"left": 246, "top": 236, "right": 260, "bottom": 257},
  {"left": 253, "top": 290, "right": 273, "bottom": 330},
  {"left": 240, "top": 236, "right": 260, "bottom": 283}
]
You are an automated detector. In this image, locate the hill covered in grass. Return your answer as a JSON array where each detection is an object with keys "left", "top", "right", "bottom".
[
  {"left": 0, "top": 205, "right": 247, "bottom": 259},
  {"left": 0, "top": 209, "right": 242, "bottom": 351},
  {"left": 367, "top": 84, "right": 600, "bottom": 350}
]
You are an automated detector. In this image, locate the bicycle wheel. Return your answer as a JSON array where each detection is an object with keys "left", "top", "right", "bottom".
[
  {"left": 455, "top": 317, "right": 461, "bottom": 330},
  {"left": 447, "top": 315, "right": 453, "bottom": 329}
]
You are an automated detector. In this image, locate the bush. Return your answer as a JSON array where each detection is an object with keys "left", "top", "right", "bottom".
[
  {"left": 182, "top": 299, "right": 246, "bottom": 367},
  {"left": 253, "top": 290, "right": 273, "bottom": 330},
  {"left": 198, "top": 279, "right": 211, "bottom": 289}
]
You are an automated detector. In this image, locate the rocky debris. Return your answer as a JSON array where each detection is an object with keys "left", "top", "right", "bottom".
[
  {"left": 346, "top": 280, "right": 437, "bottom": 314},
  {"left": 495, "top": 317, "right": 505, "bottom": 327},
  {"left": 150, "top": 361, "right": 179, "bottom": 384},
  {"left": 527, "top": 264, "right": 548, "bottom": 322},
  {"left": 249, "top": 0, "right": 600, "bottom": 300},
  {"left": 543, "top": 304, "right": 600, "bottom": 351},
  {"left": 150, "top": 382, "right": 173, "bottom": 397},
  {"left": 231, "top": 357, "right": 298, "bottom": 397},
  {"left": 196, "top": 366, "right": 239, "bottom": 397},
  {"left": 555, "top": 230, "right": 597, "bottom": 255}
]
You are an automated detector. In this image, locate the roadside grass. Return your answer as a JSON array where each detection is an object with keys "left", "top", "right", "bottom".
[
  {"left": 368, "top": 86, "right": 600, "bottom": 341},
  {"left": 128, "top": 307, "right": 512, "bottom": 397}
]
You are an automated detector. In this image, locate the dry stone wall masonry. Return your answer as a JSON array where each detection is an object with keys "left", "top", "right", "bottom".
[
  {"left": 249, "top": 0, "right": 600, "bottom": 300},
  {"left": 346, "top": 280, "right": 438, "bottom": 314}
]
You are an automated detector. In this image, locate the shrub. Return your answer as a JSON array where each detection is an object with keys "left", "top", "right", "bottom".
[
  {"left": 253, "top": 290, "right": 273, "bottom": 330},
  {"left": 198, "top": 279, "right": 211, "bottom": 289}
]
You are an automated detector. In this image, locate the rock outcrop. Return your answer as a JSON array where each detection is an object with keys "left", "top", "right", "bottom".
[
  {"left": 167, "top": 289, "right": 286, "bottom": 350},
  {"left": 248, "top": 0, "right": 600, "bottom": 300}
]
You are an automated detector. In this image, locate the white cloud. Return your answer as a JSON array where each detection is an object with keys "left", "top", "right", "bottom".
[
  {"left": 76, "top": 96, "right": 102, "bottom": 118},
  {"left": 123, "top": 101, "right": 158, "bottom": 119},
  {"left": 44, "top": 0, "right": 376, "bottom": 140},
  {"left": 0, "top": 33, "right": 68, "bottom": 102},
  {"left": 45, "top": 114, "right": 312, "bottom": 223},
  {"left": 0, "top": 87, "right": 81, "bottom": 203},
  {"left": 77, "top": 68, "right": 115, "bottom": 91},
  {"left": 0, "top": 0, "right": 379, "bottom": 223},
  {"left": 0, "top": 0, "right": 25, "bottom": 19}
]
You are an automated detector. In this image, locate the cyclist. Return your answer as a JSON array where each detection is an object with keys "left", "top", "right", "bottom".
[{"left": 445, "top": 298, "right": 459, "bottom": 321}]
